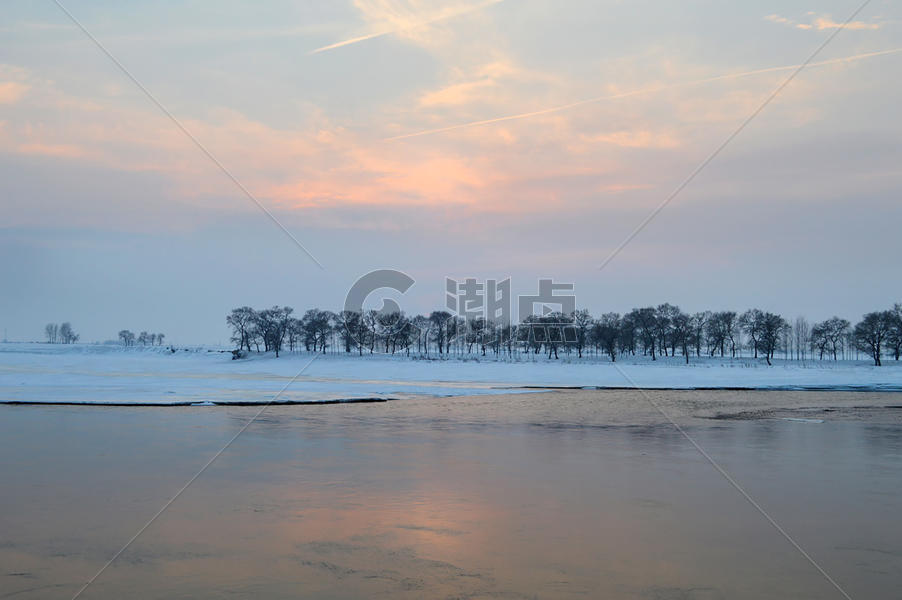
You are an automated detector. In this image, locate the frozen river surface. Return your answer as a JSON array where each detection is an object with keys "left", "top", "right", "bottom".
[{"left": 1, "top": 389, "right": 901, "bottom": 599}]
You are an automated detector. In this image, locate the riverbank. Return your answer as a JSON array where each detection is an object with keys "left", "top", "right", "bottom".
[{"left": 2, "top": 343, "right": 902, "bottom": 405}]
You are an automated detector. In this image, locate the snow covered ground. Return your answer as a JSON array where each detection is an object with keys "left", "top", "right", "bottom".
[{"left": 1, "top": 342, "right": 901, "bottom": 405}]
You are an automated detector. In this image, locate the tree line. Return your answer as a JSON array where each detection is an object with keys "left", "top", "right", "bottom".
[
  {"left": 226, "top": 303, "right": 902, "bottom": 366},
  {"left": 44, "top": 322, "right": 79, "bottom": 344},
  {"left": 118, "top": 330, "right": 166, "bottom": 347}
]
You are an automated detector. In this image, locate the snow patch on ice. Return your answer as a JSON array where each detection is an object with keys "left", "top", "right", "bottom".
[{"left": 1, "top": 343, "right": 901, "bottom": 405}]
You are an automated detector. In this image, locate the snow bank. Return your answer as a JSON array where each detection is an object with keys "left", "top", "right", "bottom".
[{"left": 1, "top": 343, "right": 900, "bottom": 405}]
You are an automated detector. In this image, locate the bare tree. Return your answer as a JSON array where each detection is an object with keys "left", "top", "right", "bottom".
[
  {"left": 590, "top": 313, "right": 620, "bottom": 362},
  {"left": 299, "top": 309, "right": 332, "bottom": 353},
  {"left": 466, "top": 316, "right": 491, "bottom": 356},
  {"left": 810, "top": 322, "right": 830, "bottom": 360},
  {"left": 528, "top": 313, "right": 571, "bottom": 359},
  {"left": 314, "top": 310, "right": 334, "bottom": 353},
  {"left": 334, "top": 310, "right": 361, "bottom": 353},
  {"left": 655, "top": 303, "right": 680, "bottom": 357},
  {"left": 226, "top": 307, "right": 256, "bottom": 352},
  {"left": 349, "top": 311, "right": 371, "bottom": 355},
  {"left": 629, "top": 307, "right": 658, "bottom": 360},
  {"left": 412, "top": 315, "right": 431, "bottom": 355},
  {"left": 705, "top": 312, "right": 733, "bottom": 357},
  {"left": 739, "top": 310, "right": 765, "bottom": 358},
  {"left": 268, "top": 306, "right": 295, "bottom": 357},
  {"left": 854, "top": 311, "right": 894, "bottom": 366},
  {"left": 722, "top": 311, "right": 739, "bottom": 357},
  {"left": 756, "top": 312, "right": 787, "bottom": 366},
  {"left": 377, "top": 310, "right": 405, "bottom": 354},
  {"left": 670, "top": 310, "right": 692, "bottom": 364},
  {"left": 118, "top": 330, "right": 135, "bottom": 346},
  {"left": 58, "top": 322, "right": 78, "bottom": 344},
  {"left": 691, "top": 311, "right": 710, "bottom": 357},
  {"left": 888, "top": 303, "right": 902, "bottom": 361},
  {"left": 825, "top": 317, "right": 850, "bottom": 360},
  {"left": 810, "top": 317, "right": 850, "bottom": 360},
  {"left": 429, "top": 311, "right": 452, "bottom": 355},
  {"left": 792, "top": 316, "right": 810, "bottom": 360},
  {"left": 572, "top": 309, "right": 592, "bottom": 358},
  {"left": 219, "top": 301, "right": 901, "bottom": 367}
]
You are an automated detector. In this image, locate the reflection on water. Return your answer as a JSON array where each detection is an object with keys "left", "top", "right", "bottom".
[{"left": 0, "top": 390, "right": 900, "bottom": 599}]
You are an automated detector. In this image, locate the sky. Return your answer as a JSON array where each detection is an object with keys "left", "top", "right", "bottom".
[{"left": 1, "top": 0, "right": 900, "bottom": 344}]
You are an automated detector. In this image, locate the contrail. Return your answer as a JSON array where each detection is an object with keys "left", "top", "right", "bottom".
[
  {"left": 386, "top": 47, "right": 902, "bottom": 141},
  {"left": 310, "top": 0, "right": 504, "bottom": 54}
]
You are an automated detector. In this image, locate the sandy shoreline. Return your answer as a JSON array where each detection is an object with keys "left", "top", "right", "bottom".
[{"left": 3, "top": 388, "right": 899, "bottom": 422}]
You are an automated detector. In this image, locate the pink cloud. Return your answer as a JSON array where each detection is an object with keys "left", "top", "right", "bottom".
[
  {"left": 813, "top": 16, "right": 880, "bottom": 30},
  {"left": 0, "top": 81, "right": 29, "bottom": 104},
  {"left": 766, "top": 12, "right": 882, "bottom": 31},
  {"left": 16, "top": 142, "right": 86, "bottom": 157}
]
